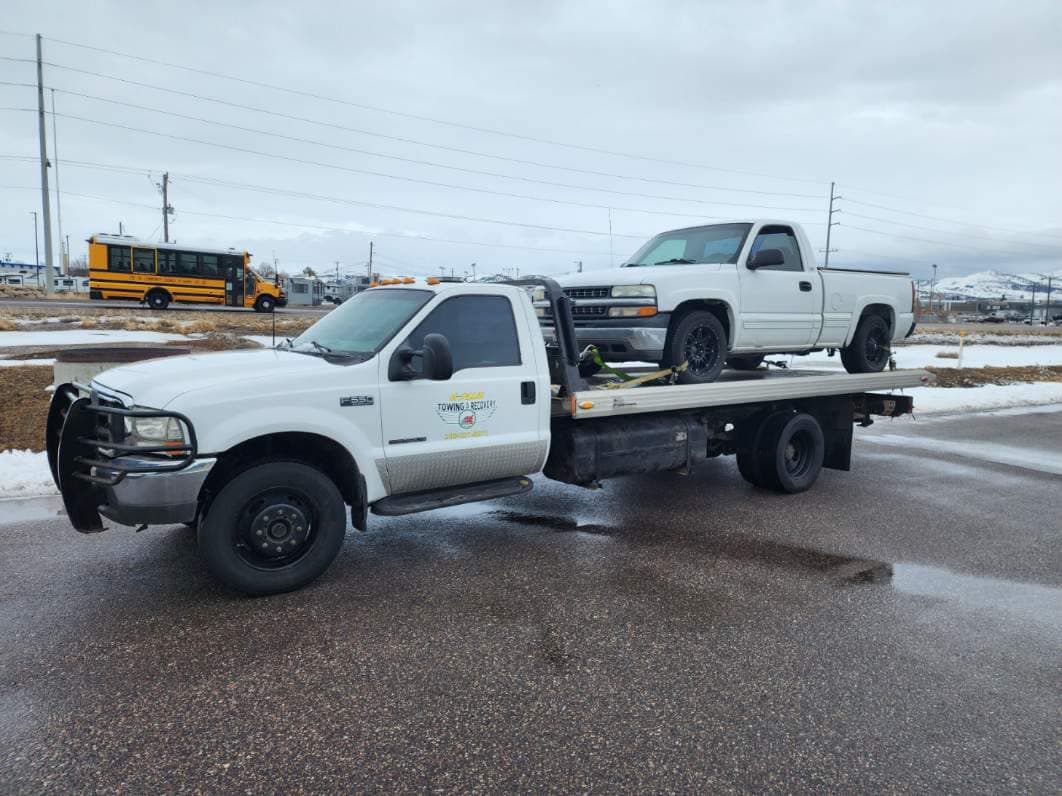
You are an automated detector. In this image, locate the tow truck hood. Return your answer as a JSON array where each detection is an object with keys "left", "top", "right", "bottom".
[{"left": 90, "top": 348, "right": 370, "bottom": 409}]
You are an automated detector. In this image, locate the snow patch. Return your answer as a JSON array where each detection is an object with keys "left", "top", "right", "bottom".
[
  {"left": 788, "top": 344, "right": 1062, "bottom": 371},
  {"left": 0, "top": 329, "right": 190, "bottom": 348},
  {"left": 906, "top": 383, "right": 1062, "bottom": 415},
  {"left": 0, "top": 358, "right": 55, "bottom": 367},
  {"left": 0, "top": 450, "right": 57, "bottom": 498}
]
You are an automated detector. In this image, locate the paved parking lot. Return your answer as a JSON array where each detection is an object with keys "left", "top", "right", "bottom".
[{"left": 1, "top": 409, "right": 1059, "bottom": 792}]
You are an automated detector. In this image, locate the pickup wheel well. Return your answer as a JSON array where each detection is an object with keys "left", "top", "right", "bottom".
[
  {"left": 668, "top": 300, "right": 733, "bottom": 350},
  {"left": 856, "top": 303, "right": 895, "bottom": 338},
  {"left": 199, "top": 433, "right": 363, "bottom": 524}
]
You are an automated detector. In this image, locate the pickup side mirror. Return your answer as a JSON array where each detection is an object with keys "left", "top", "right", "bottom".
[
  {"left": 389, "top": 333, "right": 454, "bottom": 381},
  {"left": 747, "top": 248, "right": 785, "bottom": 269}
]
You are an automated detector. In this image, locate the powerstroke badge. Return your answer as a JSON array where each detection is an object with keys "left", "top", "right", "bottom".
[{"left": 435, "top": 391, "right": 496, "bottom": 429}]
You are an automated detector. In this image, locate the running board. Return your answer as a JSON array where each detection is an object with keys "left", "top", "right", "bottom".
[{"left": 371, "top": 476, "right": 534, "bottom": 517}]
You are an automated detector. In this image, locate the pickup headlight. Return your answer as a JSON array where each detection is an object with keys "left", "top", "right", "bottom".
[
  {"left": 124, "top": 414, "right": 187, "bottom": 446},
  {"left": 608, "top": 306, "right": 658, "bottom": 318},
  {"left": 611, "top": 285, "right": 656, "bottom": 298}
]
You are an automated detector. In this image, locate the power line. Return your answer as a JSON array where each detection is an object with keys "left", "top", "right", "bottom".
[
  {"left": 844, "top": 196, "right": 1062, "bottom": 242},
  {"left": 842, "top": 224, "right": 1018, "bottom": 255},
  {"left": 47, "top": 110, "right": 821, "bottom": 219},
  {"left": 41, "top": 35, "right": 825, "bottom": 186},
  {"left": 842, "top": 211, "right": 1061, "bottom": 252},
  {"left": 44, "top": 87, "right": 824, "bottom": 213},
  {"left": 38, "top": 63, "right": 823, "bottom": 200}
]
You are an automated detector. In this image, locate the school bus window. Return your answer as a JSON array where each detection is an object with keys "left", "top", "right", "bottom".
[
  {"left": 133, "top": 249, "right": 156, "bottom": 274},
  {"left": 200, "top": 254, "right": 219, "bottom": 278},
  {"left": 159, "top": 250, "right": 177, "bottom": 275},
  {"left": 177, "top": 252, "right": 199, "bottom": 277},
  {"left": 108, "top": 246, "right": 131, "bottom": 272}
]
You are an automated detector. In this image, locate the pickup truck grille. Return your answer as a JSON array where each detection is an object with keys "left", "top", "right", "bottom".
[
  {"left": 570, "top": 304, "right": 608, "bottom": 317},
  {"left": 563, "top": 286, "right": 610, "bottom": 300}
]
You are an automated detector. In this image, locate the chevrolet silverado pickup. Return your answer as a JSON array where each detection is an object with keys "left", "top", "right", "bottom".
[
  {"left": 539, "top": 220, "right": 917, "bottom": 384},
  {"left": 47, "top": 278, "right": 928, "bottom": 595}
]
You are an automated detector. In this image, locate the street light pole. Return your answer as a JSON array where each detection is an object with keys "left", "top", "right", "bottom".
[
  {"left": 35, "top": 34, "right": 54, "bottom": 295},
  {"left": 30, "top": 211, "right": 40, "bottom": 287},
  {"left": 930, "top": 264, "right": 937, "bottom": 313}
]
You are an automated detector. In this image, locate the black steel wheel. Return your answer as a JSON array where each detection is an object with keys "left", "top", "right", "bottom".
[
  {"left": 756, "top": 412, "right": 825, "bottom": 493},
  {"left": 198, "top": 461, "right": 346, "bottom": 595},
  {"left": 841, "top": 314, "right": 890, "bottom": 373},
  {"left": 665, "top": 310, "right": 726, "bottom": 385}
]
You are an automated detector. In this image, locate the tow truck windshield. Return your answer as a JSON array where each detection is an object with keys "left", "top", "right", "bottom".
[
  {"left": 624, "top": 223, "right": 752, "bottom": 267},
  {"left": 288, "top": 288, "right": 432, "bottom": 357}
]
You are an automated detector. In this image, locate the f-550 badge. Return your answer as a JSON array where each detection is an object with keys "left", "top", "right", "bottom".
[
  {"left": 340, "top": 395, "right": 374, "bottom": 407},
  {"left": 435, "top": 391, "right": 496, "bottom": 429}
]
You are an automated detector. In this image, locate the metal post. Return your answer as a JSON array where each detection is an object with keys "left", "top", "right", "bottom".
[
  {"left": 50, "top": 88, "right": 66, "bottom": 275},
  {"left": 30, "top": 211, "right": 40, "bottom": 286},
  {"left": 367, "top": 241, "right": 374, "bottom": 282},
  {"left": 930, "top": 264, "right": 937, "bottom": 313},
  {"left": 161, "top": 172, "right": 172, "bottom": 242},
  {"left": 1029, "top": 283, "right": 1036, "bottom": 323},
  {"left": 608, "top": 208, "right": 614, "bottom": 267},
  {"left": 1045, "top": 276, "right": 1053, "bottom": 324},
  {"left": 35, "top": 34, "right": 54, "bottom": 296},
  {"left": 824, "top": 182, "right": 841, "bottom": 268}
]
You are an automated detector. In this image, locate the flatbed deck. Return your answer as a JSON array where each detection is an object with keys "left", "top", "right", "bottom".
[{"left": 553, "top": 368, "right": 932, "bottom": 419}]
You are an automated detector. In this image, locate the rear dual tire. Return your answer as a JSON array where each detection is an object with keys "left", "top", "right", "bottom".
[
  {"left": 736, "top": 411, "right": 824, "bottom": 493},
  {"left": 198, "top": 461, "right": 346, "bottom": 595}
]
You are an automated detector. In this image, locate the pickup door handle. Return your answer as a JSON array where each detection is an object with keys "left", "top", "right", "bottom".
[
  {"left": 521, "top": 381, "right": 536, "bottom": 405},
  {"left": 799, "top": 281, "right": 813, "bottom": 292}
]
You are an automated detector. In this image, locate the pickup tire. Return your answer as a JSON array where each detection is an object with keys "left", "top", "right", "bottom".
[
  {"left": 737, "top": 411, "right": 824, "bottom": 493},
  {"left": 727, "top": 354, "right": 765, "bottom": 371},
  {"left": 665, "top": 310, "right": 726, "bottom": 384},
  {"left": 841, "top": 314, "right": 890, "bottom": 373},
  {"left": 198, "top": 461, "right": 347, "bottom": 595}
]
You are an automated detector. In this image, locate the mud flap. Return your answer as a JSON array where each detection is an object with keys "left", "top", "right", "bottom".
[{"left": 57, "top": 398, "right": 106, "bottom": 533}]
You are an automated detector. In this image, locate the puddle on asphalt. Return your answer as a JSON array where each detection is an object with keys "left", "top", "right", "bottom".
[
  {"left": 893, "top": 563, "right": 1062, "bottom": 629},
  {"left": 489, "top": 510, "right": 615, "bottom": 536},
  {"left": 0, "top": 495, "right": 66, "bottom": 525}
]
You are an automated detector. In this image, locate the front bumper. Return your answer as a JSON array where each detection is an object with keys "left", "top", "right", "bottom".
[
  {"left": 47, "top": 385, "right": 210, "bottom": 532},
  {"left": 541, "top": 313, "right": 671, "bottom": 361}
]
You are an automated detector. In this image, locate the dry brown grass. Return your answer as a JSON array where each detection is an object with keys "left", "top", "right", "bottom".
[
  {"left": 918, "top": 323, "right": 1062, "bottom": 338},
  {"left": 926, "top": 365, "right": 1062, "bottom": 387},
  {"left": 934, "top": 351, "right": 960, "bottom": 359},
  {"left": 0, "top": 318, "right": 17, "bottom": 331},
  {"left": 0, "top": 366, "right": 53, "bottom": 451}
]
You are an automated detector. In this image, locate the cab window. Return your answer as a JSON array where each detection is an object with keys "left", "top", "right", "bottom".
[
  {"left": 107, "top": 245, "right": 131, "bottom": 272},
  {"left": 748, "top": 225, "right": 804, "bottom": 272},
  {"left": 403, "top": 295, "right": 521, "bottom": 374}
]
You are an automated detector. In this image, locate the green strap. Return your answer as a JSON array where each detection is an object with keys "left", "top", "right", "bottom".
[{"left": 589, "top": 346, "right": 635, "bottom": 381}]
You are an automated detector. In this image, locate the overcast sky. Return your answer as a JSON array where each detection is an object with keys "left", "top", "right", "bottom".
[{"left": 2, "top": 0, "right": 1060, "bottom": 280}]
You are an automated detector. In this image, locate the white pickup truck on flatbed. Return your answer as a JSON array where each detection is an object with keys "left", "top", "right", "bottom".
[
  {"left": 540, "top": 219, "right": 917, "bottom": 384},
  {"left": 47, "top": 278, "right": 929, "bottom": 595}
]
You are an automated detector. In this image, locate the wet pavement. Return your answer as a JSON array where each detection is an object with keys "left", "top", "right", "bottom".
[{"left": 1, "top": 408, "right": 1060, "bottom": 793}]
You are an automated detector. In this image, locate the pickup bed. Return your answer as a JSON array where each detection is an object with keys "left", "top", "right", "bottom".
[
  {"left": 47, "top": 277, "right": 929, "bottom": 595},
  {"left": 540, "top": 219, "right": 916, "bottom": 384}
]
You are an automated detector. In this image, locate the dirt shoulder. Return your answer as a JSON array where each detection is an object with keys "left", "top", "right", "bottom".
[
  {"left": 926, "top": 365, "right": 1062, "bottom": 387},
  {"left": 0, "top": 367, "right": 54, "bottom": 452}
]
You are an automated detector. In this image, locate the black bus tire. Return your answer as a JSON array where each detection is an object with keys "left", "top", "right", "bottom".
[
  {"left": 198, "top": 461, "right": 347, "bottom": 596},
  {"left": 146, "top": 290, "right": 171, "bottom": 310},
  {"left": 254, "top": 295, "right": 276, "bottom": 313}
]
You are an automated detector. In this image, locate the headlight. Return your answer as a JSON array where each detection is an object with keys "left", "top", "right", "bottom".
[
  {"left": 611, "top": 285, "right": 655, "bottom": 298},
  {"left": 608, "top": 306, "right": 657, "bottom": 318},
  {"left": 124, "top": 413, "right": 187, "bottom": 445}
]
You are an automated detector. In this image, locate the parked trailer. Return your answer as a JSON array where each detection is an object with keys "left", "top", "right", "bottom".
[{"left": 47, "top": 278, "right": 929, "bottom": 594}]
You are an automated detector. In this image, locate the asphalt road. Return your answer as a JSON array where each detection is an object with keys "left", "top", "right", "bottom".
[
  {"left": 1, "top": 408, "right": 1059, "bottom": 793},
  {"left": 0, "top": 297, "right": 330, "bottom": 316}
]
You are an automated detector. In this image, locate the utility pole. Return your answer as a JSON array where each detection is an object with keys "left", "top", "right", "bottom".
[
  {"left": 823, "top": 182, "right": 841, "bottom": 268},
  {"left": 470, "top": 262, "right": 477, "bottom": 281},
  {"left": 574, "top": 260, "right": 583, "bottom": 273},
  {"left": 1044, "top": 275, "right": 1053, "bottom": 324},
  {"left": 367, "top": 241, "right": 374, "bottom": 282},
  {"left": 1029, "top": 283, "right": 1037, "bottom": 323},
  {"left": 35, "top": 34, "right": 54, "bottom": 296},
  {"left": 929, "top": 264, "right": 938, "bottom": 313},
  {"left": 49, "top": 88, "right": 66, "bottom": 275},
  {"left": 30, "top": 211, "right": 40, "bottom": 286},
  {"left": 335, "top": 261, "right": 340, "bottom": 283},
  {"left": 160, "top": 172, "right": 173, "bottom": 242}
]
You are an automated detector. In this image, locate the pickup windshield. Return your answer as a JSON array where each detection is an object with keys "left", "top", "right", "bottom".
[
  {"left": 288, "top": 288, "right": 432, "bottom": 357},
  {"left": 624, "top": 223, "right": 752, "bottom": 267}
]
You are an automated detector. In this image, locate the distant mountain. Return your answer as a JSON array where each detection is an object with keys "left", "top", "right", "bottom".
[{"left": 916, "top": 269, "right": 1062, "bottom": 301}]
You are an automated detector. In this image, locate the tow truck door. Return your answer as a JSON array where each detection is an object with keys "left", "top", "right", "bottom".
[{"left": 377, "top": 289, "right": 548, "bottom": 495}]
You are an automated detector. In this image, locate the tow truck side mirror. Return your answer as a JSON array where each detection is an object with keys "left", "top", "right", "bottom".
[
  {"left": 389, "top": 333, "right": 454, "bottom": 381},
  {"left": 747, "top": 248, "right": 785, "bottom": 269}
]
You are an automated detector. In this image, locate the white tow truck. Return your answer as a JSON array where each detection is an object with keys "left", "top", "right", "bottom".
[
  {"left": 47, "top": 278, "right": 929, "bottom": 595},
  {"left": 541, "top": 220, "right": 917, "bottom": 383}
]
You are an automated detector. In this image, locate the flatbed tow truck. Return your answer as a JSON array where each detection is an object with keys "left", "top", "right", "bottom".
[{"left": 47, "top": 278, "right": 929, "bottom": 594}]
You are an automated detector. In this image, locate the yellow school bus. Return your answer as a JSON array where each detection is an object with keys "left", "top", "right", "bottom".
[{"left": 87, "top": 235, "right": 286, "bottom": 312}]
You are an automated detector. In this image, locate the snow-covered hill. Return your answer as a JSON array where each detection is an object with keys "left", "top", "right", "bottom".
[{"left": 916, "top": 269, "right": 1062, "bottom": 301}]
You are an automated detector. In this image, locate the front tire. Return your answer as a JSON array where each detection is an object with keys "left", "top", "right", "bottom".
[
  {"left": 198, "top": 461, "right": 347, "bottom": 595},
  {"left": 254, "top": 295, "right": 276, "bottom": 313},
  {"left": 841, "top": 314, "right": 890, "bottom": 373},
  {"left": 664, "top": 310, "right": 726, "bottom": 385}
]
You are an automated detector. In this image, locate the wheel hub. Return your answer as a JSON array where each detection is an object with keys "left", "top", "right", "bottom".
[{"left": 250, "top": 502, "right": 309, "bottom": 557}]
